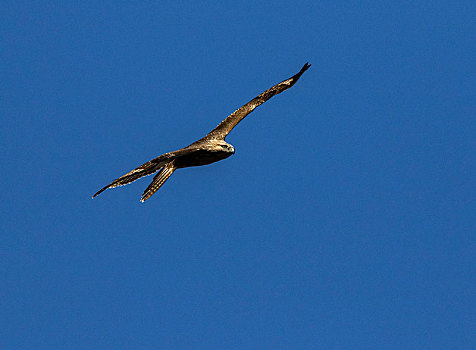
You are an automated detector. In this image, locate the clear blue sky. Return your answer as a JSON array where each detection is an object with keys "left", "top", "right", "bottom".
[{"left": 1, "top": 1, "right": 474, "bottom": 349}]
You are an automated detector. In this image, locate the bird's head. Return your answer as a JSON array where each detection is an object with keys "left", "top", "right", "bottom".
[{"left": 213, "top": 140, "right": 235, "bottom": 154}]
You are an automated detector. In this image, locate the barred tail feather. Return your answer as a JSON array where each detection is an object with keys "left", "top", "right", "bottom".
[{"left": 140, "top": 163, "right": 175, "bottom": 202}]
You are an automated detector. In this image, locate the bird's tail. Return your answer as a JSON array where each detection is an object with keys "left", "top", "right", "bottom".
[{"left": 140, "top": 163, "right": 176, "bottom": 202}]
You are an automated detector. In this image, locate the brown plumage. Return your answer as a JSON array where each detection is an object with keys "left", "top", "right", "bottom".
[{"left": 93, "top": 63, "right": 310, "bottom": 202}]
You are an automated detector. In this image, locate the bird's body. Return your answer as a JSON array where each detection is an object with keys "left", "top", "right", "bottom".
[
  {"left": 175, "top": 140, "right": 235, "bottom": 168},
  {"left": 93, "top": 63, "right": 310, "bottom": 202}
]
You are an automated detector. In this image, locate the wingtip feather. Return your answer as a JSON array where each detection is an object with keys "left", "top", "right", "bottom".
[
  {"left": 92, "top": 187, "right": 107, "bottom": 199},
  {"left": 301, "top": 62, "right": 311, "bottom": 72}
]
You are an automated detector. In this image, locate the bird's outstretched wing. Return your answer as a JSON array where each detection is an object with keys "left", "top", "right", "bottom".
[
  {"left": 204, "top": 62, "right": 311, "bottom": 140},
  {"left": 92, "top": 160, "right": 160, "bottom": 199},
  {"left": 92, "top": 150, "right": 184, "bottom": 199}
]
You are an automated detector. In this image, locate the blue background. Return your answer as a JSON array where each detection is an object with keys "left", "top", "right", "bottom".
[{"left": 2, "top": 1, "right": 474, "bottom": 349}]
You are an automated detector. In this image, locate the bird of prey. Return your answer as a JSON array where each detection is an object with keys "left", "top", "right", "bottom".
[{"left": 93, "top": 62, "right": 310, "bottom": 202}]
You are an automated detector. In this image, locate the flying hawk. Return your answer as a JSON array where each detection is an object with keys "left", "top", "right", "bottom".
[{"left": 93, "top": 63, "right": 310, "bottom": 202}]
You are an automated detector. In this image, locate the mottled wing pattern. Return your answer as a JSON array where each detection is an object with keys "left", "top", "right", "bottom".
[
  {"left": 92, "top": 150, "right": 186, "bottom": 198},
  {"left": 141, "top": 162, "right": 176, "bottom": 202},
  {"left": 92, "top": 161, "right": 159, "bottom": 198},
  {"left": 205, "top": 62, "right": 311, "bottom": 140}
]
